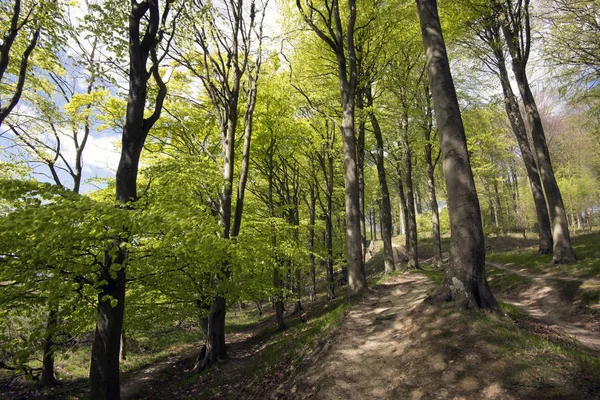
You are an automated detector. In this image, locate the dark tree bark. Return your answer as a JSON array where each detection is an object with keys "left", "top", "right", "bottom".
[
  {"left": 401, "top": 113, "right": 419, "bottom": 269},
  {"left": 497, "top": 0, "right": 575, "bottom": 263},
  {"left": 40, "top": 307, "right": 57, "bottom": 386},
  {"left": 416, "top": 0, "right": 498, "bottom": 310},
  {"left": 0, "top": 0, "right": 40, "bottom": 126},
  {"left": 90, "top": 2, "right": 171, "bottom": 398},
  {"left": 366, "top": 89, "right": 394, "bottom": 273}
]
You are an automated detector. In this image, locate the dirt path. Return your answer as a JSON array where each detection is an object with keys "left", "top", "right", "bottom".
[
  {"left": 274, "top": 273, "right": 512, "bottom": 399},
  {"left": 121, "top": 347, "right": 199, "bottom": 400},
  {"left": 488, "top": 261, "right": 600, "bottom": 352}
]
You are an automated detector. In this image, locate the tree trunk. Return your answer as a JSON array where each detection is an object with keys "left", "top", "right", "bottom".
[
  {"left": 119, "top": 330, "right": 127, "bottom": 362},
  {"left": 40, "top": 307, "right": 58, "bottom": 386},
  {"left": 367, "top": 95, "right": 395, "bottom": 273},
  {"left": 90, "top": 263, "right": 126, "bottom": 399},
  {"left": 356, "top": 90, "right": 368, "bottom": 263},
  {"left": 90, "top": 2, "right": 169, "bottom": 397},
  {"left": 401, "top": 114, "right": 419, "bottom": 269},
  {"left": 491, "top": 39, "right": 552, "bottom": 251},
  {"left": 423, "top": 101, "right": 442, "bottom": 269},
  {"left": 416, "top": 0, "right": 497, "bottom": 310},
  {"left": 499, "top": 2, "right": 575, "bottom": 264},
  {"left": 397, "top": 170, "right": 409, "bottom": 250},
  {"left": 309, "top": 184, "right": 317, "bottom": 301}
]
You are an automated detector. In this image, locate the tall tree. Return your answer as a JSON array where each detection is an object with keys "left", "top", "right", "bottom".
[
  {"left": 89, "top": 1, "right": 173, "bottom": 398},
  {"left": 174, "top": 0, "right": 266, "bottom": 368},
  {"left": 497, "top": 0, "right": 576, "bottom": 263},
  {"left": 297, "top": 0, "right": 367, "bottom": 295},
  {"left": 470, "top": 17, "right": 553, "bottom": 253},
  {"left": 415, "top": 0, "right": 498, "bottom": 310}
]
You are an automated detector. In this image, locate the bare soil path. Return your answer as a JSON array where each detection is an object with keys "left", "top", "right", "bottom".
[
  {"left": 488, "top": 261, "right": 600, "bottom": 353},
  {"left": 279, "top": 273, "right": 521, "bottom": 400}
]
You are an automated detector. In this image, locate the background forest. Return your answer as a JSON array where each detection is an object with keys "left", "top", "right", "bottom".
[{"left": 0, "top": 0, "right": 599, "bottom": 399}]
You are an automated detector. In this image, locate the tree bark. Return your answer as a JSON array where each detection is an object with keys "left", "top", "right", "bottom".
[
  {"left": 367, "top": 89, "right": 395, "bottom": 273},
  {"left": 423, "top": 93, "right": 442, "bottom": 269},
  {"left": 90, "top": 2, "right": 170, "bottom": 397},
  {"left": 308, "top": 183, "right": 317, "bottom": 301},
  {"left": 401, "top": 114, "right": 419, "bottom": 269},
  {"left": 478, "top": 20, "right": 553, "bottom": 252},
  {"left": 40, "top": 307, "right": 58, "bottom": 386},
  {"left": 416, "top": 0, "right": 498, "bottom": 310},
  {"left": 498, "top": 0, "right": 575, "bottom": 264}
]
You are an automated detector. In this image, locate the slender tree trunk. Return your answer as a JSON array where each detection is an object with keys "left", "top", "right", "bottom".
[
  {"left": 423, "top": 108, "right": 442, "bottom": 268},
  {"left": 490, "top": 40, "right": 552, "bottom": 251},
  {"left": 499, "top": 3, "right": 575, "bottom": 264},
  {"left": 416, "top": 0, "right": 497, "bottom": 310},
  {"left": 309, "top": 184, "right": 317, "bottom": 301},
  {"left": 368, "top": 98, "right": 396, "bottom": 273},
  {"left": 40, "top": 307, "right": 58, "bottom": 386},
  {"left": 356, "top": 89, "right": 367, "bottom": 263},
  {"left": 401, "top": 114, "right": 419, "bottom": 269},
  {"left": 397, "top": 170, "right": 409, "bottom": 250},
  {"left": 326, "top": 191, "right": 335, "bottom": 300}
]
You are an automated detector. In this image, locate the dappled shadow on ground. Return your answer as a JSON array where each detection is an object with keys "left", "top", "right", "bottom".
[
  {"left": 488, "top": 262, "right": 600, "bottom": 353},
  {"left": 123, "top": 295, "right": 345, "bottom": 399},
  {"left": 280, "top": 272, "right": 600, "bottom": 400}
]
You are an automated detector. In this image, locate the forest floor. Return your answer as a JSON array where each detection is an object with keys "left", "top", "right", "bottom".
[{"left": 3, "top": 233, "right": 600, "bottom": 399}]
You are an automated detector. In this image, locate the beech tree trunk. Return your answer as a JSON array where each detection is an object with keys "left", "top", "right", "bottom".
[
  {"left": 397, "top": 170, "right": 409, "bottom": 251},
  {"left": 40, "top": 307, "right": 58, "bottom": 386},
  {"left": 297, "top": 0, "right": 367, "bottom": 294},
  {"left": 369, "top": 105, "right": 395, "bottom": 273},
  {"left": 401, "top": 114, "right": 419, "bottom": 269},
  {"left": 309, "top": 184, "right": 317, "bottom": 301},
  {"left": 416, "top": 0, "right": 498, "bottom": 310},
  {"left": 90, "top": 2, "right": 170, "bottom": 397},
  {"left": 423, "top": 95, "right": 442, "bottom": 269},
  {"left": 498, "top": 0, "right": 575, "bottom": 264},
  {"left": 479, "top": 21, "right": 553, "bottom": 253}
]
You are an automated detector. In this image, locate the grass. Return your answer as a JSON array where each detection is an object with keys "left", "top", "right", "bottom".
[
  {"left": 485, "top": 265, "right": 531, "bottom": 294},
  {"left": 487, "top": 232, "right": 600, "bottom": 278}
]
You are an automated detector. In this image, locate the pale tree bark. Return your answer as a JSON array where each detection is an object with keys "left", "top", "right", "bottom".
[
  {"left": 422, "top": 86, "right": 442, "bottom": 269},
  {"left": 308, "top": 182, "right": 317, "bottom": 301},
  {"left": 314, "top": 122, "right": 337, "bottom": 300},
  {"left": 475, "top": 20, "right": 552, "bottom": 252},
  {"left": 401, "top": 113, "right": 419, "bottom": 269},
  {"left": 297, "top": 0, "right": 367, "bottom": 295},
  {"left": 416, "top": 0, "right": 498, "bottom": 310},
  {"left": 175, "top": 0, "right": 266, "bottom": 368},
  {"left": 365, "top": 88, "right": 395, "bottom": 274},
  {"left": 497, "top": 0, "right": 575, "bottom": 263},
  {"left": 90, "top": 1, "right": 172, "bottom": 398}
]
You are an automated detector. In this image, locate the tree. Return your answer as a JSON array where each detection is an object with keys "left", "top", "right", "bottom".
[
  {"left": 0, "top": 0, "right": 42, "bottom": 125},
  {"left": 173, "top": 0, "right": 267, "bottom": 369},
  {"left": 89, "top": 1, "right": 174, "bottom": 398},
  {"left": 543, "top": 0, "right": 599, "bottom": 97},
  {"left": 415, "top": 0, "right": 498, "bottom": 310},
  {"left": 296, "top": 0, "right": 367, "bottom": 295},
  {"left": 466, "top": 14, "right": 553, "bottom": 253},
  {"left": 497, "top": 0, "right": 576, "bottom": 263}
]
